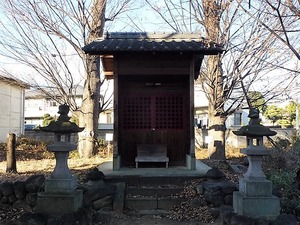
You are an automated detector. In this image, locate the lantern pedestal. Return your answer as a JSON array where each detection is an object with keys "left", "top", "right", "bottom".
[
  {"left": 37, "top": 142, "right": 83, "bottom": 215},
  {"left": 233, "top": 147, "right": 280, "bottom": 219},
  {"left": 233, "top": 146, "right": 280, "bottom": 220},
  {"left": 233, "top": 108, "right": 280, "bottom": 220}
]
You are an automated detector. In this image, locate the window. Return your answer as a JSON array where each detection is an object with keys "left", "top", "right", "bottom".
[
  {"left": 46, "top": 98, "right": 58, "bottom": 107},
  {"left": 106, "top": 112, "right": 112, "bottom": 123},
  {"left": 233, "top": 113, "right": 242, "bottom": 126},
  {"left": 195, "top": 116, "right": 208, "bottom": 128}
]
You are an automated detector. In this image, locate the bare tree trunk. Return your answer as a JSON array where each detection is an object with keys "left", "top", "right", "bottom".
[
  {"left": 78, "top": 57, "right": 101, "bottom": 158},
  {"left": 203, "top": 0, "right": 227, "bottom": 160},
  {"left": 207, "top": 107, "right": 226, "bottom": 160},
  {"left": 206, "top": 54, "right": 226, "bottom": 160},
  {"left": 78, "top": 0, "right": 106, "bottom": 158},
  {"left": 6, "top": 133, "right": 17, "bottom": 173}
]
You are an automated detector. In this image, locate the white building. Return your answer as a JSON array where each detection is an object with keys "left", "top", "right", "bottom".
[
  {"left": 24, "top": 86, "right": 84, "bottom": 126},
  {"left": 24, "top": 86, "right": 113, "bottom": 127},
  {"left": 194, "top": 84, "right": 249, "bottom": 148},
  {"left": 0, "top": 75, "right": 29, "bottom": 143},
  {"left": 194, "top": 84, "right": 249, "bottom": 128}
]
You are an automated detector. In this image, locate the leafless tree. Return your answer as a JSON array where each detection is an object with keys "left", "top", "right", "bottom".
[
  {"left": 242, "top": 0, "right": 300, "bottom": 60},
  {"left": 0, "top": 0, "right": 132, "bottom": 158},
  {"left": 143, "top": 0, "right": 298, "bottom": 159}
]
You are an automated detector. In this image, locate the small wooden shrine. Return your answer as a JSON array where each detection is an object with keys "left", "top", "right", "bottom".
[{"left": 83, "top": 32, "right": 223, "bottom": 170}]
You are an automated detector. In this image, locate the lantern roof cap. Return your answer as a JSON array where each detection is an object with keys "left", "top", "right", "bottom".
[
  {"left": 233, "top": 108, "right": 276, "bottom": 137},
  {"left": 40, "top": 104, "right": 84, "bottom": 134}
]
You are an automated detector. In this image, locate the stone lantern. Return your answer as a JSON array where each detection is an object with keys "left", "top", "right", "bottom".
[
  {"left": 37, "top": 104, "right": 84, "bottom": 215},
  {"left": 233, "top": 108, "right": 280, "bottom": 220}
]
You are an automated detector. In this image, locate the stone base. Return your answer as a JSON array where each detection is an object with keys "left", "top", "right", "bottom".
[
  {"left": 233, "top": 191, "right": 280, "bottom": 220},
  {"left": 37, "top": 189, "right": 83, "bottom": 215},
  {"left": 186, "top": 154, "right": 196, "bottom": 170},
  {"left": 44, "top": 177, "right": 77, "bottom": 192},
  {"left": 113, "top": 154, "right": 121, "bottom": 170},
  {"left": 239, "top": 178, "right": 273, "bottom": 197}
]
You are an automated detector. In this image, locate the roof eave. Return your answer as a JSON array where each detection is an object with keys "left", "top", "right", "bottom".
[
  {"left": 0, "top": 76, "right": 30, "bottom": 89},
  {"left": 82, "top": 48, "right": 224, "bottom": 55}
]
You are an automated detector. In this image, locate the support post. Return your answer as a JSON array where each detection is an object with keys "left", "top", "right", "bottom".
[{"left": 6, "top": 133, "right": 17, "bottom": 173}]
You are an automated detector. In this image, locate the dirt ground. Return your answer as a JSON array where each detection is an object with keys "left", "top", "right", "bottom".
[
  {"left": 108, "top": 212, "right": 222, "bottom": 225},
  {"left": 0, "top": 146, "right": 238, "bottom": 224}
]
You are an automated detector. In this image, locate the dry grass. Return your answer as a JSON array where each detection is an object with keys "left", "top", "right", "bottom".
[
  {"left": 195, "top": 145, "right": 245, "bottom": 160},
  {"left": 0, "top": 143, "right": 111, "bottom": 183},
  {"left": 0, "top": 142, "right": 245, "bottom": 183}
]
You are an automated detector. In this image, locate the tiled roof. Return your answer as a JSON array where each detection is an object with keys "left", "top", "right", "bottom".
[
  {"left": 83, "top": 32, "right": 224, "bottom": 54},
  {"left": 0, "top": 75, "right": 30, "bottom": 89}
]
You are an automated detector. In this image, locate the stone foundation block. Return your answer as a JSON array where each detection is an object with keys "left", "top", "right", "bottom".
[
  {"left": 233, "top": 191, "right": 280, "bottom": 220},
  {"left": 37, "top": 189, "right": 83, "bottom": 215},
  {"left": 239, "top": 178, "right": 273, "bottom": 197},
  {"left": 44, "top": 177, "right": 77, "bottom": 192}
]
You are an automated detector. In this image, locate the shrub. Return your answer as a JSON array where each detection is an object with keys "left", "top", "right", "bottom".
[
  {"left": 16, "top": 136, "right": 47, "bottom": 151},
  {"left": 274, "top": 137, "right": 291, "bottom": 149},
  {"left": 268, "top": 170, "right": 295, "bottom": 193},
  {"left": 264, "top": 136, "right": 300, "bottom": 215},
  {"left": 43, "top": 113, "right": 54, "bottom": 126},
  {"left": 267, "top": 170, "right": 300, "bottom": 214}
]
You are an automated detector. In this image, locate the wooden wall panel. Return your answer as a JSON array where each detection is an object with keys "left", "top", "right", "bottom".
[{"left": 117, "top": 54, "right": 191, "bottom": 75}]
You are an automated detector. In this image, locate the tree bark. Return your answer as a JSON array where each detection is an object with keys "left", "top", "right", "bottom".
[
  {"left": 78, "top": 0, "right": 106, "bottom": 158},
  {"left": 207, "top": 108, "right": 226, "bottom": 160},
  {"left": 206, "top": 54, "right": 226, "bottom": 160},
  {"left": 203, "top": 0, "right": 227, "bottom": 160},
  {"left": 6, "top": 133, "right": 17, "bottom": 173},
  {"left": 78, "top": 56, "right": 101, "bottom": 158}
]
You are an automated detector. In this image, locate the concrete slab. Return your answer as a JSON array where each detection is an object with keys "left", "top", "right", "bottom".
[{"left": 97, "top": 159, "right": 211, "bottom": 178}]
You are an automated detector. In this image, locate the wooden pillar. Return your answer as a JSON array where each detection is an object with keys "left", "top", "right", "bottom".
[
  {"left": 113, "top": 55, "right": 120, "bottom": 170},
  {"left": 187, "top": 56, "right": 196, "bottom": 170},
  {"left": 6, "top": 133, "right": 17, "bottom": 173}
]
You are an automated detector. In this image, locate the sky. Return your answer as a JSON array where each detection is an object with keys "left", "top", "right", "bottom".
[{"left": 0, "top": 0, "right": 299, "bottom": 104}]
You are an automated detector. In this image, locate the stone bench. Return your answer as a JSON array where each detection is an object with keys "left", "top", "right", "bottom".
[{"left": 135, "top": 144, "right": 169, "bottom": 168}]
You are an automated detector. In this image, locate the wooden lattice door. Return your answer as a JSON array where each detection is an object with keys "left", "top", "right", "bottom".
[
  {"left": 120, "top": 93, "right": 187, "bottom": 166},
  {"left": 122, "top": 94, "right": 184, "bottom": 130}
]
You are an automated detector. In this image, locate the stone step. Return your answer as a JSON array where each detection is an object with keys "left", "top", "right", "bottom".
[
  {"left": 125, "top": 196, "right": 186, "bottom": 210},
  {"left": 125, "top": 209, "right": 170, "bottom": 216},
  {"left": 105, "top": 175, "right": 201, "bottom": 186},
  {"left": 126, "top": 186, "right": 183, "bottom": 197},
  {"left": 124, "top": 183, "right": 186, "bottom": 210},
  {"left": 108, "top": 176, "right": 195, "bottom": 212}
]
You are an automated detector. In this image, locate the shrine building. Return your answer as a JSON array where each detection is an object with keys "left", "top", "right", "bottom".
[{"left": 83, "top": 32, "right": 223, "bottom": 170}]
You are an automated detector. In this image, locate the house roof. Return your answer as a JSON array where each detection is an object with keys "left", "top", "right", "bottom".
[
  {"left": 25, "top": 85, "right": 84, "bottom": 99},
  {"left": 0, "top": 75, "right": 30, "bottom": 89},
  {"left": 82, "top": 32, "right": 224, "bottom": 55}
]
